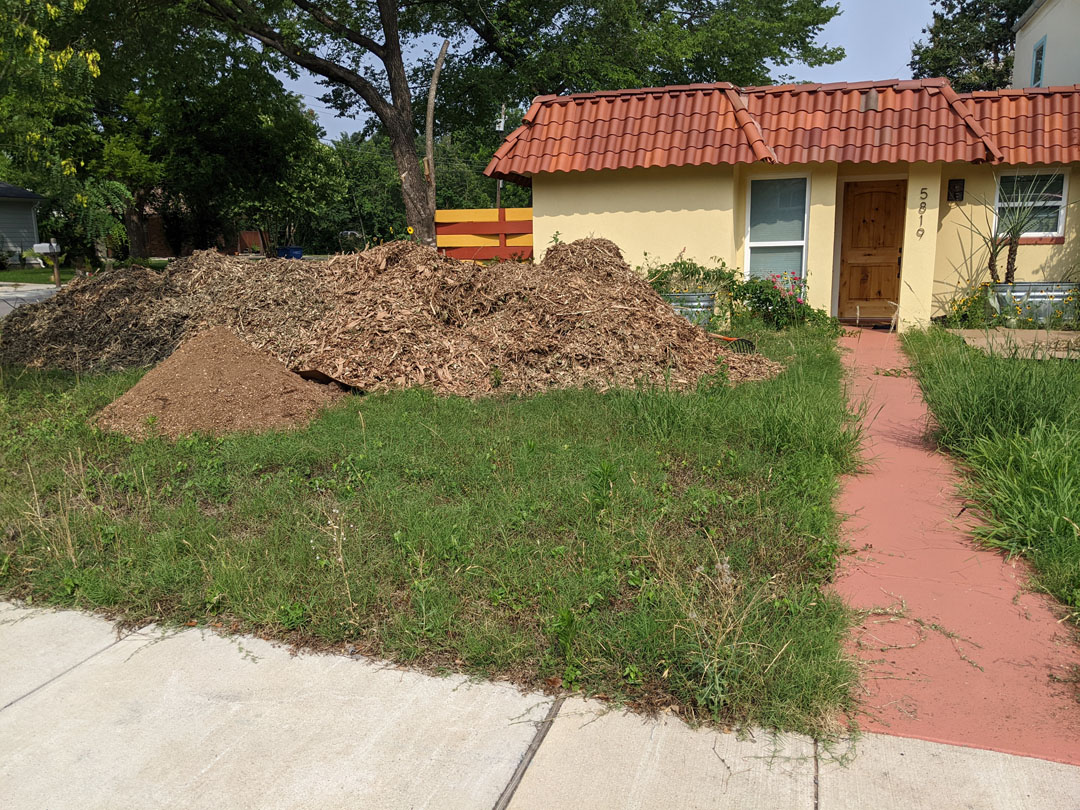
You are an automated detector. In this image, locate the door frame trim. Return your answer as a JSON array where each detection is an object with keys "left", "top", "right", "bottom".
[{"left": 835, "top": 178, "right": 909, "bottom": 320}]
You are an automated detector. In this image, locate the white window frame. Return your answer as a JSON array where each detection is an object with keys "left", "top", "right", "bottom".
[
  {"left": 744, "top": 174, "right": 811, "bottom": 280},
  {"left": 1031, "top": 35, "right": 1047, "bottom": 87},
  {"left": 993, "top": 170, "right": 1069, "bottom": 238}
]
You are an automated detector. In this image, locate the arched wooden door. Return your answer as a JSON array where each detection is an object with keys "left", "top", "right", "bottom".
[{"left": 838, "top": 180, "right": 907, "bottom": 320}]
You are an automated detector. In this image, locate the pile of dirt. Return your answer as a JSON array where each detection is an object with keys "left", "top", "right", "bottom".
[
  {"left": 0, "top": 266, "right": 187, "bottom": 371},
  {"left": 1, "top": 239, "right": 781, "bottom": 395},
  {"left": 96, "top": 327, "right": 341, "bottom": 439}
]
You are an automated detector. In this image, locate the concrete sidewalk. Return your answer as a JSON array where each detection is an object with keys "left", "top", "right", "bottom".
[{"left": 2, "top": 602, "right": 1078, "bottom": 809}]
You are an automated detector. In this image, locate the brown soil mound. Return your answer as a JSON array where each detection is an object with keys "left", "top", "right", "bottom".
[
  {"left": 0, "top": 266, "right": 186, "bottom": 371},
  {"left": 96, "top": 327, "right": 340, "bottom": 439},
  {"left": 2, "top": 239, "right": 782, "bottom": 394}
]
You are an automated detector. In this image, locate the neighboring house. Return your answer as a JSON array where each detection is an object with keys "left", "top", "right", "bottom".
[
  {"left": 484, "top": 78, "right": 1080, "bottom": 327},
  {"left": 0, "top": 182, "right": 44, "bottom": 259},
  {"left": 1012, "top": 0, "right": 1080, "bottom": 88}
]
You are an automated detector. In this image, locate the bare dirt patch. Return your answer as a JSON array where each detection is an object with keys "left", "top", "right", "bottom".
[{"left": 96, "top": 327, "right": 341, "bottom": 439}]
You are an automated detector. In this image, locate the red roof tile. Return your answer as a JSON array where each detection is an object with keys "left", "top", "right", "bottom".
[
  {"left": 486, "top": 79, "right": 1080, "bottom": 184},
  {"left": 959, "top": 85, "right": 1080, "bottom": 165}
]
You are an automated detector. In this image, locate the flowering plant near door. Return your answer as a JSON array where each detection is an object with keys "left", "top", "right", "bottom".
[{"left": 736, "top": 272, "right": 836, "bottom": 332}]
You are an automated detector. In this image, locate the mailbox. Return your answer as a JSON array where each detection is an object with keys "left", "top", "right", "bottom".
[{"left": 33, "top": 241, "right": 61, "bottom": 254}]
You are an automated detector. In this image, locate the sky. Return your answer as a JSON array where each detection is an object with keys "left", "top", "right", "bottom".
[{"left": 280, "top": 0, "right": 937, "bottom": 142}]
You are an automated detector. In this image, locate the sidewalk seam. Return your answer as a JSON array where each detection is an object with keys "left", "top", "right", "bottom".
[
  {"left": 813, "top": 738, "right": 820, "bottom": 810},
  {"left": 0, "top": 637, "right": 124, "bottom": 713},
  {"left": 492, "top": 696, "right": 564, "bottom": 810}
]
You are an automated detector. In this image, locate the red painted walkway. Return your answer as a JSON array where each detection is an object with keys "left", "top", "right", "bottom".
[{"left": 835, "top": 328, "right": 1080, "bottom": 765}]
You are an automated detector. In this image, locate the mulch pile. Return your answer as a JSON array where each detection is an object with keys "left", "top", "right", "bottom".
[
  {"left": 96, "top": 327, "right": 341, "bottom": 439},
  {"left": 0, "top": 266, "right": 187, "bottom": 371},
  {"left": 299, "top": 239, "right": 780, "bottom": 394},
  {"left": 1, "top": 238, "right": 781, "bottom": 400}
]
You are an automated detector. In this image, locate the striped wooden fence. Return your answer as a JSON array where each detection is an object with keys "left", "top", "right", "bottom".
[{"left": 435, "top": 207, "right": 533, "bottom": 261}]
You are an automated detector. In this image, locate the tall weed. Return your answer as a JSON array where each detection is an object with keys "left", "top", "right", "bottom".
[{"left": 904, "top": 329, "right": 1080, "bottom": 617}]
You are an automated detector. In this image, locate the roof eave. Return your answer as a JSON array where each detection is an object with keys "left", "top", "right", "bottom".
[{"left": 1013, "top": 0, "right": 1049, "bottom": 32}]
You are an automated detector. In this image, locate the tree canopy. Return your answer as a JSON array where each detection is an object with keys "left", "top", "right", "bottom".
[
  {"left": 2, "top": 0, "right": 845, "bottom": 258},
  {"left": 187, "top": 0, "right": 844, "bottom": 241},
  {"left": 910, "top": 0, "right": 1030, "bottom": 93}
]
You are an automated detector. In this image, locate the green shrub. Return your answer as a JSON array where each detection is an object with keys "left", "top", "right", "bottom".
[
  {"left": 735, "top": 273, "right": 839, "bottom": 334},
  {"left": 643, "top": 256, "right": 735, "bottom": 295},
  {"left": 945, "top": 283, "right": 993, "bottom": 328}
]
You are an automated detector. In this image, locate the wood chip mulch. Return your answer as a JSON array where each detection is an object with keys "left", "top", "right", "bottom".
[{"left": 0, "top": 238, "right": 782, "bottom": 397}]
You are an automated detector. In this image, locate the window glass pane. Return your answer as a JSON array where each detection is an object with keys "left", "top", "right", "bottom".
[
  {"left": 1024, "top": 205, "right": 1061, "bottom": 233},
  {"left": 749, "top": 177, "right": 807, "bottom": 242},
  {"left": 1032, "top": 42, "right": 1045, "bottom": 86},
  {"left": 748, "top": 246, "right": 803, "bottom": 278},
  {"left": 999, "top": 174, "right": 1063, "bottom": 204}
]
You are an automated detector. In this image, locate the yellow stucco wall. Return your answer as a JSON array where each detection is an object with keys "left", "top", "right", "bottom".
[
  {"left": 899, "top": 164, "right": 943, "bottom": 329},
  {"left": 1013, "top": 0, "right": 1080, "bottom": 88},
  {"left": 531, "top": 164, "right": 736, "bottom": 272},
  {"left": 932, "top": 163, "right": 1080, "bottom": 316},
  {"left": 530, "top": 159, "right": 1080, "bottom": 327}
]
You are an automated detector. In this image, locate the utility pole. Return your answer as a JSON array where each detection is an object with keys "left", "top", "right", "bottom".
[{"left": 495, "top": 103, "right": 506, "bottom": 209}]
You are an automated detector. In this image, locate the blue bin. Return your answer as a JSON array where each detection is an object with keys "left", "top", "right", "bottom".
[{"left": 276, "top": 246, "right": 303, "bottom": 259}]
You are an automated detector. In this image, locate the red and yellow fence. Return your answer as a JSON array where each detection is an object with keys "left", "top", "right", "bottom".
[{"left": 435, "top": 207, "right": 533, "bottom": 261}]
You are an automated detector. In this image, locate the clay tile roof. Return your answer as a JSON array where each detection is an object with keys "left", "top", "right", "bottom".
[
  {"left": 486, "top": 79, "right": 1080, "bottom": 184},
  {"left": 958, "top": 84, "right": 1080, "bottom": 166}
]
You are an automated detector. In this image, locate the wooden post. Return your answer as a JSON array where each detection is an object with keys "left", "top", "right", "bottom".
[
  {"left": 423, "top": 39, "right": 450, "bottom": 244},
  {"left": 51, "top": 254, "right": 60, "bottom": 288}
]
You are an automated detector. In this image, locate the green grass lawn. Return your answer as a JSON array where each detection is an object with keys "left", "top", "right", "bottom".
[
  {"left": 904, "top": 328, "right": 1080, "bottom": 620},
  {"left": 0, "top": 267, "right": 77, "bottom": 285},
  {"left": 0, "top": 326, "right": 860, "bottom": 734},
  {"left": 0, "top": 259, "right": 169, "bottom": 286}
]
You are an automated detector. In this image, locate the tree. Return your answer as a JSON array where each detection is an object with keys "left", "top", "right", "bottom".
[
  {"left": 183, "top": 0, "right": 843, "bottom": 244},
  {"left": 910, "top": 0, "right": 1030, "bottom": 93},
  {"left": 0, "top": 0, "right": 125, "bottom": 263}
]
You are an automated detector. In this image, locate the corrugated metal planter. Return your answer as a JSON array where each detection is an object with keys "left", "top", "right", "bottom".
[
  {"left": 991, "top": 282, "right": 1079, "bottom": 326},
  {"left": 662, "top": 292, "right": 715, "bottom": 326}
]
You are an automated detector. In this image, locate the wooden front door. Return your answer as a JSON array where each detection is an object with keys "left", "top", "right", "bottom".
[{"left": 838, "top": 180, "right": 906, "bottom": 320}]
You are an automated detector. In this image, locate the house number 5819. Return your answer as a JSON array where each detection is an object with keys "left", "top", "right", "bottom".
[{"left": 916, "top": 187, "right": 929, "bottom": 238}]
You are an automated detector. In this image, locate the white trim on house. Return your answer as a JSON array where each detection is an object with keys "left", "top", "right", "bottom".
[
  {"left": 992, "top": 168, "right": 1070, "bottom": 237},
  {"left": 742, "top": 172, "right": 811, "bottom": 280}
]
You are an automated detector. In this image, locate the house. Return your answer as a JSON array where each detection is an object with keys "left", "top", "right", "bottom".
[
  {"left": 484, "top": 78, "right": 1080, "bottom": 327},
  {"left": 1012, "top": 0, "right": 1080, "bottom": 88},
  {"left": 0, "top": 182, "right": 44, "bottom": 259}
]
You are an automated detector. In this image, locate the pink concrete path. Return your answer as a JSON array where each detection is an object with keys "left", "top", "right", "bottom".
[{"left": 835, "top": 328, "right": 1080, "bottom": 765}]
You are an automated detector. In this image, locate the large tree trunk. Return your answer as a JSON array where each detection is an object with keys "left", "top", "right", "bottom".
[
  {"left": 386, "top": 114, "right": 435, "bottom": 246},
  {"left": 200, "top": 1, "right": 438, "bottom": 243},
  {"left": 123, "top": 193, "right": 149, "bottom": 259}
]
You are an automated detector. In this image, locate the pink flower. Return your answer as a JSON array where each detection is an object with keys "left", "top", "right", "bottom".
[{"left": 797, "top": 297, "right": 804, "bottom": 304}]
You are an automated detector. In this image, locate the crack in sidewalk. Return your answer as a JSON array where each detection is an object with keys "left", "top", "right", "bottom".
[
  {"left": 492, "top": 696, "right": 564, "bottom": 810},
  {"left": 1, "top": 636, "right": 125, "bottom": 713}
]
